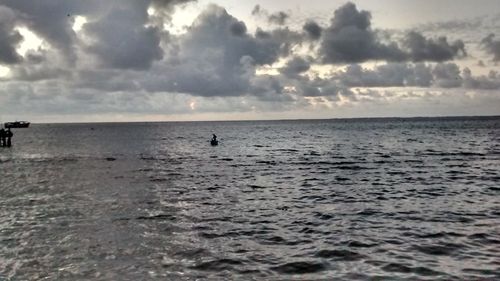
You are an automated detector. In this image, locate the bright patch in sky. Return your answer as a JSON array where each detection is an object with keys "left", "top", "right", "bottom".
[
  {"left": 16, "top": 27, "right": 44, "bottom": 56},
  {"left": 72, "top": 16, "right": 87, "bottom": 32},
  {"left": 0, "top": 65, "right": 10, "bottom": 78}
]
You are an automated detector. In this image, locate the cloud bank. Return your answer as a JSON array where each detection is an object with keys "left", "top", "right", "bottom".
[{"left": 0, "top": 1, "right": 498, "bottom": 121}]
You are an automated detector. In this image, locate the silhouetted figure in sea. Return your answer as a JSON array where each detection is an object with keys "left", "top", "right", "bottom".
[
  {"left": 5, "top": 129, "right": 12, "bottom": 147},
  {"left": 0, "top": 128, "right": 5, "bottom": 147},
  {"left": 211, "top": 134, "right": 218, "bottom": 146}
]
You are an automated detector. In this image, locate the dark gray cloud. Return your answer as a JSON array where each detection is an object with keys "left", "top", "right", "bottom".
[
  {"left": 0, "top": 6, "right": 22, "bottom": 64},
  {"left": 318, "top": 2, "right": 466, "bottom": 64},
  {"left": 319, "top": 2, "right": 405, "bottom": 63},
  {"left": 331, "top": 63, "right": 432, "bottom": 88},
  {"left": 432, "top": 63, "right": 462, "bottom": 88},
  {"left": 324, "top": 62, "right": 499, "bottom": 90},
  {"left": 481, "top": 34, "right": 500, "bottom": 61},
  {"left": 280, "top": 56, "right": 311, "bottom": 78},
  {"left": 463, "top": 67, "right": 500, "bottom": 89},
  {"left": 251, "top": 5, "right": 262, "bottom": 16},
  {"left": 83, "top": 3, "right": 164, "bottom": 70},
  {"left": 138, "top": 5, "right": 293, "bottom": 98},
  {"left": 403, "top": 31, "right": 466, "bottom": 62},
  {"left": 303, "top": 20, "right": 322, "bottom": 40},
  {"left": 268, "top": 11, "right": 289, "bottom": 25},
  {"left": 250, "top": 5, "right": 289, "bottom": 26},
  {"left": 230, "top": 20, "right": 247, "bottom": 36}
]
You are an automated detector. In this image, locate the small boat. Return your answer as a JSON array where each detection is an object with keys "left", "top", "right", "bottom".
[
  {"left": 210, "top": 139, "right": 218, "bottom": 146},
  {"left": 4, "top": 121, "right": 30, "bottom": 128}
]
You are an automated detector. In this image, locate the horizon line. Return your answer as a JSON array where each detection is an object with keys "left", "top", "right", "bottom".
[{"left": 24, "top": 114, "right": 500, "bottom": 125}]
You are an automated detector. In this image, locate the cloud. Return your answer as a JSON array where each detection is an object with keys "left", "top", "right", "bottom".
[
  {"left": 83, "top": 3, "right": 164, "bottom": 70},
  {"left": 463, "top": 67, "right": 500, "bottom": 90},
  {"left": 318, "top": 2, "right": 466, "bottom": 64},
  {"left": 0, "top": 6, "right": 23, "bottom": 64},
  {"left": 431, "top": 63, "right": 462, "bottom": 88},
  {"left": 251, "top": 5, "right": 262, "bottom": 16},
  {"left": 333, "top": 63, "right": 434, "bottom": 88},
  {"left": 322, "top": 62, "right": 500, "bottom": 90},
  {"left": 318, "top": 2, "right": 406, "bottom": 63},
  {"left": 0, "top": 1, "right": 497, "bottom": 121},
  {"left": 481, "top": 33, "right": 500, "bottom": 61},
  {"left": 1, "top": 0, "right": 102, "bottom": 64},
  {"left": 137, "top": 5, "right": 296, "bottom": 98},
  {"left": 403, "top": 31, "right": 466, "bottom": 62},
  {"left": 303, "top": 20, "right": 322, "bottom": 40},
  {"left": 280, "top": 56, "right": 311, "bottom": 78},
  {"left": 268, "top": 11, "right": 290, "bottom": 25}
]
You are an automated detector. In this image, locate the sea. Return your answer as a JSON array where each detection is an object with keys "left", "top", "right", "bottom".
[{"left": 0, "top": 117, "right": 499, "bottom": 280}]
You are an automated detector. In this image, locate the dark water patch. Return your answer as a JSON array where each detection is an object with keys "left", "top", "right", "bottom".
[
  {"left": 387, "top": 171, "right": 407, "bottom": 175},
  {"left": 206, "top": 185, "right": 222, "bottom": 191},
  {"left": 113, "top": 214, "right": 176, "bottom": 222},
  {"left": 256, "top": 160, "right": 277, "bottom": 165},
  {"left": 308, "top": 151, "right": 321, "bottom": 156},
  {"left": 345, "top": 240, "right": 378, "bottom": 248},
  {"left": 404, "top": 159, "right": 423, "bottom": 163},
  {"left": 190, "top": 258, "right": 244, "bottom": 271},
  {"left": 468, "top": 233, "right": 500, "bottom": 244},
  {"left": 486, "top": 181, "right": 500, "bottom": 187},
  {"left": 173, "top": 248, "right": 209, "bottom": 258},
  {"left": 139, "top": 155, "right": 160, "bottom": 161},
  {"left": 313, "top": 212, "right": 334, "bottom": 220},
  {"left": 462, "top": 267, "right": 500, "bottom": 277},
  {"left": 248, "top": 184, "right": 267, "bottom": 190},
  {"left": 357, "top": 209, "right": 381, "bottom": 216},
  {"left": 413, "top": 243, "right": 462, "bottom": 256},
  {"left": 415, "top": 231, "right": 465, "bottom": 239},
  {"left": 374, "top": 160, "right": 394, "bottom": 164},
  {"left": 200, "top": 232, "right": 239, "bottom": 239},
  {"left": 314, "top": 249, "right": 364, "bottom": 261},
  {"left": 337, "top": 165, "right": 367, "bottom": 170},
  {"left": 274, "top": 148, "right": 299, "bottom": 153},
  {"left": 150, "top": 178, "right": 168, "bottom": 182},
  {"left": 105, "top": 157, "right": 116, "bottom": 161},
  {"left": 271, "top": 261, "right": 327, "bottom": 274},
  {"left": 381, "top": 262, "right": 412, "bottom": 273},
  {"left": 422, "top": 150, "right": 486, "bottom": 157},
  {"left": 413, "top": 266, "right": 442, "bottom": 276}
]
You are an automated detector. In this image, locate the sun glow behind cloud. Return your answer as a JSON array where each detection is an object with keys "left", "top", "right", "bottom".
[
  {"left": 0, "top": 65, "right": 10, "bottom": 78},
  {"left": 16, "top": 27, "right": 44, "bottom": 56},
  {"left": 72, "top": 16, "right": 87, "bottom": 32}
]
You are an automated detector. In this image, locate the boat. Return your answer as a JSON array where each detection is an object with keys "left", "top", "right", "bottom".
[
  {"left": 210, "top": 139, "right": 218, "bottom": 146},
  {"left": 4, "top": 121, "right": 30, "bottom": 128}
]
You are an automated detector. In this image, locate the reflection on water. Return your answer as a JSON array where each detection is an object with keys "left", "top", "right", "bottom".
[{"left": 1, "top": 117, "right": 499, "bottom": 280}]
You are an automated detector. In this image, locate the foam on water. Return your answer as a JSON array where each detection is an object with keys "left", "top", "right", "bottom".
[{"left": 0, "top": 117, "right": 499, "bottom": 280}]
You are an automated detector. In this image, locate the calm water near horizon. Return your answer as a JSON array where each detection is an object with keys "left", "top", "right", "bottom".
[{"left": 1, "top": 117, "right": 499, "bottom": 280}]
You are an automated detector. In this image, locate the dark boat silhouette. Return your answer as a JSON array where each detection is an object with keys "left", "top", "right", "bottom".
[
  {"left": 210, "top": 139, "right": 218, "bottom": 146},
  {"left": 4, "top": 121, "right": 30, "bottom": 128}
]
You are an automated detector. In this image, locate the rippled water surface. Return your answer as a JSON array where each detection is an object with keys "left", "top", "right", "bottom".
[{"left": 1, "top": 117, "right": 499, "bottom": 280}]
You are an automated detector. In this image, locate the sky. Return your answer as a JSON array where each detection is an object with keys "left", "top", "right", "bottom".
[{"left": 0, "top": 0, "right": 499, "bottom": 123}]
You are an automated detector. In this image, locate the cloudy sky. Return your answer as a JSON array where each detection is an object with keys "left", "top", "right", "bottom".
[{"left": 0, "top": 0, "right": 499, "bottom": 122}]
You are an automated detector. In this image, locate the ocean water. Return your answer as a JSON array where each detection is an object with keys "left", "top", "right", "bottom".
[{"left": 0, "top": 117, "right": 499, "bottom": 280}]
